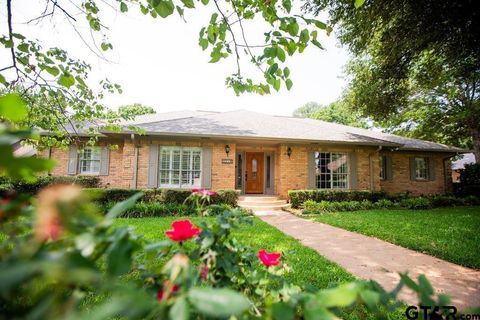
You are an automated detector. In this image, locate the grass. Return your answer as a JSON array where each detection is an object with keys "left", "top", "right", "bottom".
[
  {"left": 308, "top": 206, "right": 480, "bottom": 269},
  {"left": 115, "top": 216, "right": 405, "bottom": 320},
  {"left": 115, "top": 216, "right": 355, "bottom": 289}
]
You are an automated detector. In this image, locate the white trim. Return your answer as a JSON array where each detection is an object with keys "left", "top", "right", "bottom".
[{"left": 79, "top": 147, "right": 101, "bottom": 175}]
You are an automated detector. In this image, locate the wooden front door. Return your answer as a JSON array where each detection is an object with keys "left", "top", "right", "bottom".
[{"left": 245, "top": 152, "right": 264, "bottom": 194}]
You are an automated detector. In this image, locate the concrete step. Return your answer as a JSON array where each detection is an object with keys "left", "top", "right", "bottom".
[
  {"left": 238, "top": 196, "right": 280, "bottom": 202},
  {"left": 240, "top": 203, "right": 290, "bottom": 211},
  {"left": 238, "top": 199, "right": 287, "bottom": 206}
]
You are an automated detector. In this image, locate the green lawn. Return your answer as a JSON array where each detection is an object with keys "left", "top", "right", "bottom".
[
  {"left": 115, "top": 216, "right": 355, "bottom": 289},
  {"left": 308, "top": 206, "right": 480, "bottom": 269},
  {"left": 115, "top": 217, "right": 404, "bottom": 320}
]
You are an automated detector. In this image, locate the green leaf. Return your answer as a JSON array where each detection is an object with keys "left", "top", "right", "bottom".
[
  {"left": 354, "top": 0, "right": 365, "bottom": 8},
  {"left": 277, "top": 47, "right": 286, "bottom": 62},
  {"left": 268, "top": 63, "right": 279, "bottom": 75},
  {"left": 313, "top": 20, "right": 327, "bottom": 30},
  {"left": 199, "top": 38, "right": 208, "bottom": 50},
  {"left": 43, "top": 65, "right": 60, "bottom": 77},
  {"left": 400, "top": 273, "right": 420, "bottom": 292},
  {"left": 300, "top": 29, "right": 310, "bottom": 43},
  {"left": 286, "top": 78, "right": 293, "bottom": 90},
  {"left": 283, "top": 67, "right": 290, "bottom": 77},
  {"left": 273, "top": 79, "right": 281, "bottom": 91},
  {"left": 359, "top": 290, "right": 380, "bottom": 309},
  {"left": 418, "top": 275, "right": 434, "bottom": 295},
  {"left": 271, "top": 302, "right": 294, "bottom": 320},
  {"left": 107, "top": 235, "right": 134, "bottom": 276},
  {"left": 181, "top": 0, "right": 195, "bottom": 8},
  {"left": 0, "top": 93, "right": 28, "bottom": 122},
  {"left": 282, "top": 0, "right": 291, "bottom": 13},
  {"left": 316, "top": 282, "right": 360, "bottom": 308},
  {"left": 169, "top": 297, "right": 190, "bottom": 320},
  {"left": 17, "top": 43, "right": 29, "bottom": 53},
  {"left": 58, "top": 73, "right": 75, "bottom": 88},
  {"left": 287, "top": 22, "right": 299, "bottom": 36},
  {"left": 201, "top": 0, "right": 209, "bottom": 4},
  {"left": 106, "top": 192, "right": 144, "bottom": 220},
  {"left": 120, "top": 2, "right": 128, "bottom": 12},
  {"left": 0, "top": 73, "right": 6, "bottom": 85},
  {"left": 187, "top": 287, "right": 250, "bottom": 318},
  {"left": 100, "top": 42, "right": 113, "bottom": 51},
  {"left": 154, "top": 0, "right": 175, "bottom": 18}
]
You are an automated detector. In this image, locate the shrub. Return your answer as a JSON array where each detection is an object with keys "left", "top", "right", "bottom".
[
  {"left": 374, "top": 198, "right": 394, "bottom": 209},
  {"left": 398, "top": 197, "right": 432, "bottom": 210},
  {"left": 101, "top": 201, "right": 197, "bottom": 218},
  {"left": 288, "top": 189, "right": 387, "bottom": 208},
  {"left": 457, "top": 163, "right": 480, "bottom": 197},
  {"left": 0, "top": 175, "right": 101, "bottom": 194},
  {"left": 82, "top": 188, "right": 239, "bottom": 207},
  {"left": 211, "top": 189, "right": 240, "bottom": 207}
]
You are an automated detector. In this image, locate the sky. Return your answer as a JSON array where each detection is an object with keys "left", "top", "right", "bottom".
[{"left": 2, "top": 0, "right": 350, "bottom": 116}]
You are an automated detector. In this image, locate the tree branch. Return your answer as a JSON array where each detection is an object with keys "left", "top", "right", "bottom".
[{"left": 213, "top": 0, "right": 241, "bottom": 75}]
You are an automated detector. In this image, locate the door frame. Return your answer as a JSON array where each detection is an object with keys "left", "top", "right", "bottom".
[{"left": 236, "top": 150, "right": 275, "bottom": 195}]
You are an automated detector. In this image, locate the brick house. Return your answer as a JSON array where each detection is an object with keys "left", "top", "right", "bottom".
[{"left": 39, "top": 110, "right": 466, "bottom": 198}]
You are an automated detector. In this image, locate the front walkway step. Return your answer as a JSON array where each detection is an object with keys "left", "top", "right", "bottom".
[
  {"left": 239, "top": 203, "right": 290, "bottom": 211},
  {"left": 239, "top": 196, "right": 280, "bottom": 202},
  {"left": 257, "top": 211, "right": 480, "bottom": 310},
  {"left": 238, "top": 200, "right": 287, "bottom": 205}
]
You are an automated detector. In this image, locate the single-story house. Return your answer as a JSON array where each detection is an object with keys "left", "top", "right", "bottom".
[{"left": 39, "top": 110, "right": 466, "bottom": 198}]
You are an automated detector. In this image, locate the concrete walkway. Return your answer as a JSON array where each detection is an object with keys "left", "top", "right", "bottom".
[{"left": 257, "top": 211, "right": 480, "bottom": 310}]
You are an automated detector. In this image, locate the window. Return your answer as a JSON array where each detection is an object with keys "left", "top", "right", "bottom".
[
  {"left": 159, "top": 147, "right": 202, "bottom": 188},
  {"left": 266, "top": 155, "right": 271, "bottom": 188},
  {"left": 236, "top": 153, "right": 243, "bottom": 189},
  {"left": 314, "top": 152, "right": 349, "bottom": 189},
  {"left": 379, "top": 156, "right": 387, "bottom": 180},
  {"left": 414, "top": 157, "right": 429, "bottom": 180},
  {"left": 79, "top": 147, "right": 101, "bottom": 174}
]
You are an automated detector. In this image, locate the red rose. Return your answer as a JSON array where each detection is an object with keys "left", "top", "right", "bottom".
[
  {"left": 157, "top": 283, "right": 179, "bottom": 301},
  {"left": 165, "top": 219, "right": 201, "bottom": 242},
  {"left": 258, "top": 249, "right": 281, "bottom": 267}
]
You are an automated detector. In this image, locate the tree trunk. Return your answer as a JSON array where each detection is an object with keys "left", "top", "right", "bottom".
[{"left": 471, "top": 127, "right": 480, "bottom": 164}]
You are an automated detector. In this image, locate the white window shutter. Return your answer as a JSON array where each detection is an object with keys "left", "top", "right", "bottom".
[
  {"left": 67, "top": 145, "right": 78, "bottom": 175},
  {"left": 201, "top": 147, "right": 212, "bottom": 189},
  {"left": 99, "top": 147, "right": 110, "bottom": 176}
]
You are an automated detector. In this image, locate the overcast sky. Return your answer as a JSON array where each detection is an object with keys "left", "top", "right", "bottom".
[{"left": 2, "top": 0, "right": 350, "bottom": 116}]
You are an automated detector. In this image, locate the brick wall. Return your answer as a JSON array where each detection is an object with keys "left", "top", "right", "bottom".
[
  {"left": 40, "top": 137, "right": 453, "bottom": 197},
  {"left": 379, "top": 152, "right": 452, "bottom": 195}
]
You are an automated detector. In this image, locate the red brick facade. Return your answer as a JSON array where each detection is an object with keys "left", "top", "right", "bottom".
[{"left": 40, "top": 137, "right": 453, "bottom": 197}]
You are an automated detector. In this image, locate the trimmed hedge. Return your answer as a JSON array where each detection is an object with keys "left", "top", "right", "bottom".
[
  {"left": 100, "top": 202, "right": 250, "bottom": 218},
  {"left": 288, "top": 190, "right": 388, "bottom": 208},
  {"left": 83, "top": 188, "right": 240, "bottom": 207},
  {"left": 0, "top": 175, "right": 100, "bottom": 195},
  {"left": 302, "top": 194, "right": 480, "bottom": 214}
]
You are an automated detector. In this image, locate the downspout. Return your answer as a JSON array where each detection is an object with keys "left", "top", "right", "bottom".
[
  {"left": 47, "top": 146, "right": 52, "bottom": 176},
  {"left": 442, "top": 153, "right": 457, "bottom": 194},
  {"left": 131, "top": 134, "right": 139, "bottom": 189},
  {"left": 369, "top": 146, "right": 383, "bottom": 191}
]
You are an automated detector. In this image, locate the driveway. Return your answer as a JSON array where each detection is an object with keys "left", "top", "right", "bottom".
[{"left": 257, "top": 211, "right": 480, "bottom": 310}]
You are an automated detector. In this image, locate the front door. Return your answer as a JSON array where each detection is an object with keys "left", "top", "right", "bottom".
[{"left": 245, "top": 152, "right": 264, "bottom": 194}]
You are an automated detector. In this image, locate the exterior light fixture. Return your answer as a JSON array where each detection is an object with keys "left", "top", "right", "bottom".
[
  {"left": 225, "top": 144, "right": 231, "bottom": 156},
  {"left": 287, "top": 146, "right": 292, "bottom": 158}
]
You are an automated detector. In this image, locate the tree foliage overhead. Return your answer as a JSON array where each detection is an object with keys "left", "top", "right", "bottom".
[
  {"left": 293, "top": 100, "right": 369, "bottom": 128},
  {"left": 118, "top": 104, "right": 156, "bottom": 119},
  {"left": 0, "top": 0, "right": 335, "bottom": 146},
  {"left": 305, "top": 0, "right": 480, "bottom": 162}
]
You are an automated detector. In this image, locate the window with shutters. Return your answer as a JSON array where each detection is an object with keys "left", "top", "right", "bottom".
[
  {"left": 414, "top": 157, "right": 430, "bottom": 180},
  {"left": 79, "top": 147, "right": 101, "bottom": 174},
  {"left": 379, "top": 156, "right": 387, "bottom": 180},
  {"left": 159, "top": 147, "right": 202, "bottom": 188},
  {"left": 314, "top": 152, "right": 349, "bottom": 189}
]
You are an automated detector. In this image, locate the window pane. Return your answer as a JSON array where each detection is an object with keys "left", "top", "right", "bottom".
[
  {"left": 159, "top": 147, "right": 202, "bottom": 188},
  {"left": 314, "top": 152, "right": 349, "bottom": 189}
]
